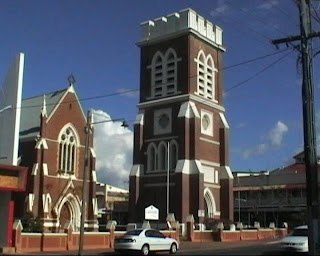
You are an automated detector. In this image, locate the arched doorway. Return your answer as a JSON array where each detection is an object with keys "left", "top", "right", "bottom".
[
  {"left": 58, "top": 193, "right": 81, "bottom": 231},
  {"left": 204, "top": 188, "right": 216, "bottom": 222}
]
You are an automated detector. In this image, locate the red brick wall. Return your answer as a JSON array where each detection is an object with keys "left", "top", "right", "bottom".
[
  {"left": 42, "top": 234, "right": 67, "bottom": 252},
  {"left": 240, "top": 230, "right": 258, "bottom": 240},
  {"left": 14, "top": 232, "right": 111, "bottom": 253}
]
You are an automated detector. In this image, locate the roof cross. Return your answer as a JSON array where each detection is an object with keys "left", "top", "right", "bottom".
[{"left": 68, "top": 74, "right": 76, "bottom": 86}]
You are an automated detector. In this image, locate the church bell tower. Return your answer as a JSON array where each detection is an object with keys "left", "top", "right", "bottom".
[{"left": 129, "top": 8, "right": 233, "bottom": 224}]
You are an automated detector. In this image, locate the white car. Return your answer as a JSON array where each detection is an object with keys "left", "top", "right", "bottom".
[
  {"left": 114, "top": 228, "right": 179, "bottom": 255},
  {"left": 280, "top": 225, "right": 308, "bottom": 253}
]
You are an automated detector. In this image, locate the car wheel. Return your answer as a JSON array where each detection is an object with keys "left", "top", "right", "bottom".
[
  {"left": 141, "top": 244, "right": 149, "bottom": 256},
  {"left": 170, "top": 243, "right": 177, "bottom": 254}
]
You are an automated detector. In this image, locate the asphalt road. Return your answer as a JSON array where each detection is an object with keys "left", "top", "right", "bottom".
[
  {"left": 95, "top": 239, "right": 286, "bottom": 256},
  {"left": 4, "top": 239, "right": 292, "bottom": 256},
  {"left": 176, "top": 240, "right": 283, "bottom": 255}
]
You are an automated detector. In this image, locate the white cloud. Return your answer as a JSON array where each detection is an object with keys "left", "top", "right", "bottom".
[
  {"left": 257, "top": 0, "right": 279, "bottom": 10},
  {"left": 268, "top": 121, "right": 288, "bottom": 146},
  {"left": 241, "top": 121, "right": 288, "bottom": 159},
  {"left": 92, "top": 109, "right": 133, "bottom": 189},
  {"left": 210, "top": 0, "right": 231, "bottom": 17}
]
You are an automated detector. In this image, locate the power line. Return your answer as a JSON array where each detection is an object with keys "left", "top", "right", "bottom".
[
  {"left": 225, "top": 48, "right": 295, "bottom": 92},
  {"left": 18, "top": 88, "right": 139, "bottom": 110},
  {"left": 12, "top": 49, "right": 292, "bottom": 111},
  {"left": 221, "top": 48, "right": 290, "bottom": 70},
  {"left": 311, "top": 1, "right": 320, "bottom": 25}
]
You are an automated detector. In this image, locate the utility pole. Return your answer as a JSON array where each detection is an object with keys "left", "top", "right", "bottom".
[
  {"left": 272, "top": 1, "right": 319, "bottom": 255},
  {"left": 78, "top": 109, "right": 92, "bottom": 256}
]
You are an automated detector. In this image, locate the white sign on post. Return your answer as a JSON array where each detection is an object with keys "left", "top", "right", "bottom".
[
  {"left": 198, "top": 209, "right": 205, "bottom": 217},
  {"left": 145, "top": 205, "right": 159, "bottom": 220}
]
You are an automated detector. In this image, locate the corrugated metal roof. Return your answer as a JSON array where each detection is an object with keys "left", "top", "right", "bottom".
[{"left": 19, "top": 89, "right": 67, "bottom": 139}]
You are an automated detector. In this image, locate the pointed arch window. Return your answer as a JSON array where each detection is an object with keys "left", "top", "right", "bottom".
[
  {"left": 158, "top": 142, "right": 167, "bottom": 171},
  {"left": 195, "top": 51, "right": 217, "bottom": 101},
  {"left": 150, "top": 49, "right": 180, "bottom": 98},
  {"left": 147, "top": 143, "right": 157, "bottom": 171},
  {"left": 169, "top": 140, "right": 178, "bottom": 170},
  {"left": 59, "top": 127, "right": 78, "bottom": 175},
  {"left": 164, "top": 49, "right": 178, "bottom": 96}
]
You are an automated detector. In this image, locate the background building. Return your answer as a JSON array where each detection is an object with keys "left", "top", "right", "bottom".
[
  {"left": 96, "top": 182, "right": 129, "bottom": 227},
  {"left": 0, "top": 164, "right": 27, "bottom": 250},
  {"left": 129, "top": 8, "right": 233, "bottom": 224},
  {"left": 233, "top": 152, "right": 320, "bottom": 228}
]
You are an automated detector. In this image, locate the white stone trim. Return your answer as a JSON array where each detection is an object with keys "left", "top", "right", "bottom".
[
  {"left": 54, "top": 192, "right": 81, "bottom": 231},
  {"left": 200, "top": 109, "right": 213, "bottom": 136},
  {"left": 92, "top": 198, "right": 98, "bottom": 216},
  {"left": 200, "top": 137, "right": 220, "bottom": 145},
  {"left": 138, "top": 94, "right": 225, "bottom": 112},
  {"left": 32, "top": 163, "right": 38, "bottom": 175},
  {"left": 92, "top": 170, "right": 97, "bottom": 182},
  {"left": 42, "top": 193, "right": 52, "bottom": 213},
  {"left": 42, "top": 163, "right": 48, "bottom": 176},
  {"left": 189, "top": 94, "right": 225, "bottom": 112},
  {"left": 42, "top": 221, "right": 60, "bottom": 228},
  {"left": 219, "top": 165, "right": 233, "bottom": 179},
  {"left": 53, "top": 179, "right": 75, "bottom": 214},
  {"left": 219, "top": 112, "right": 230, "bottom": 129},
  {"left": 130, "top": 164, "right": 143, "bottom": 177},
  {"left": 178, "top": 101, "right": 200, "bottom": 119},
  {"left": 85, "top": 223, "right": 99, "bottom": 229},
  {"left": 90, "top": 147, "right": 96, "bottom": 158},
  {"left": 200, "top": 159, "right": 220, "bottom": 167},
  {"left": 204, "top": 187, "right": 217, "bottom": 218},
  {"left": 43, "top": 233, "right": 67, "bottom": 236},
  {"left": 13, "top": 220, "right": 23, "bottom": 231},
  {"left": 22, "top": 233, "right": 42, "bottom": 236},
  {"left": 175, "top": 159, "right": 202, "bottom": 174},
  {"left": 47, "top": 84, "right": 86, "bottom": 123},
  {"left": 202, "top": 165, "right": 215, "bottom": 184},
  {"left": 35, "top": 138, "right": 48, "bottom": 149},
  {"left": 134, "top": 111, "right": 145, "bottom": 125},
  {"left": 138, "top": 8, "right": 225, "bottom": 50},
  {"left": 27, "top": 193, "right": 34, "bottom": 212}
]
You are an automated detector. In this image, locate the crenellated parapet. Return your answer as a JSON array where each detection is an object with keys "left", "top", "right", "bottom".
[{"left": 137, "top": 8, "right": 224, "bottom": 50}]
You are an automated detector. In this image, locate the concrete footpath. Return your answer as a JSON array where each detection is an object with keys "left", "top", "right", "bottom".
[{"left": 1, "top": 238, "right": 281, "bottom": 255}]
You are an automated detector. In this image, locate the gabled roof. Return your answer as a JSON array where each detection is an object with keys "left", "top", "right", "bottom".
[{"left": 19, "top": 88, "right": 67, "bottom": 140}]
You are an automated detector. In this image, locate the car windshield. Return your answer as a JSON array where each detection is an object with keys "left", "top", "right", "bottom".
[
  {"left": 290, "top": 228, "right": 308, "bottom": 237},
  {"left": 124, "top": 229, "right": 143, "bottom": 236}
]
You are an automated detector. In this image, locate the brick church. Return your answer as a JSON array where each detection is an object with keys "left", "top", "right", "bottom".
[
  {"left": 129, "top": 8, "right": 234, "bottom": 224},
  {"left": 16, "top": 81, "right": 98, "bottom": 232}
]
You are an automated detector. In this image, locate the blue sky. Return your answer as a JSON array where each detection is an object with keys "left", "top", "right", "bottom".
[{"left": 1, "top": 0, "right": 320, "bottom": 186}]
